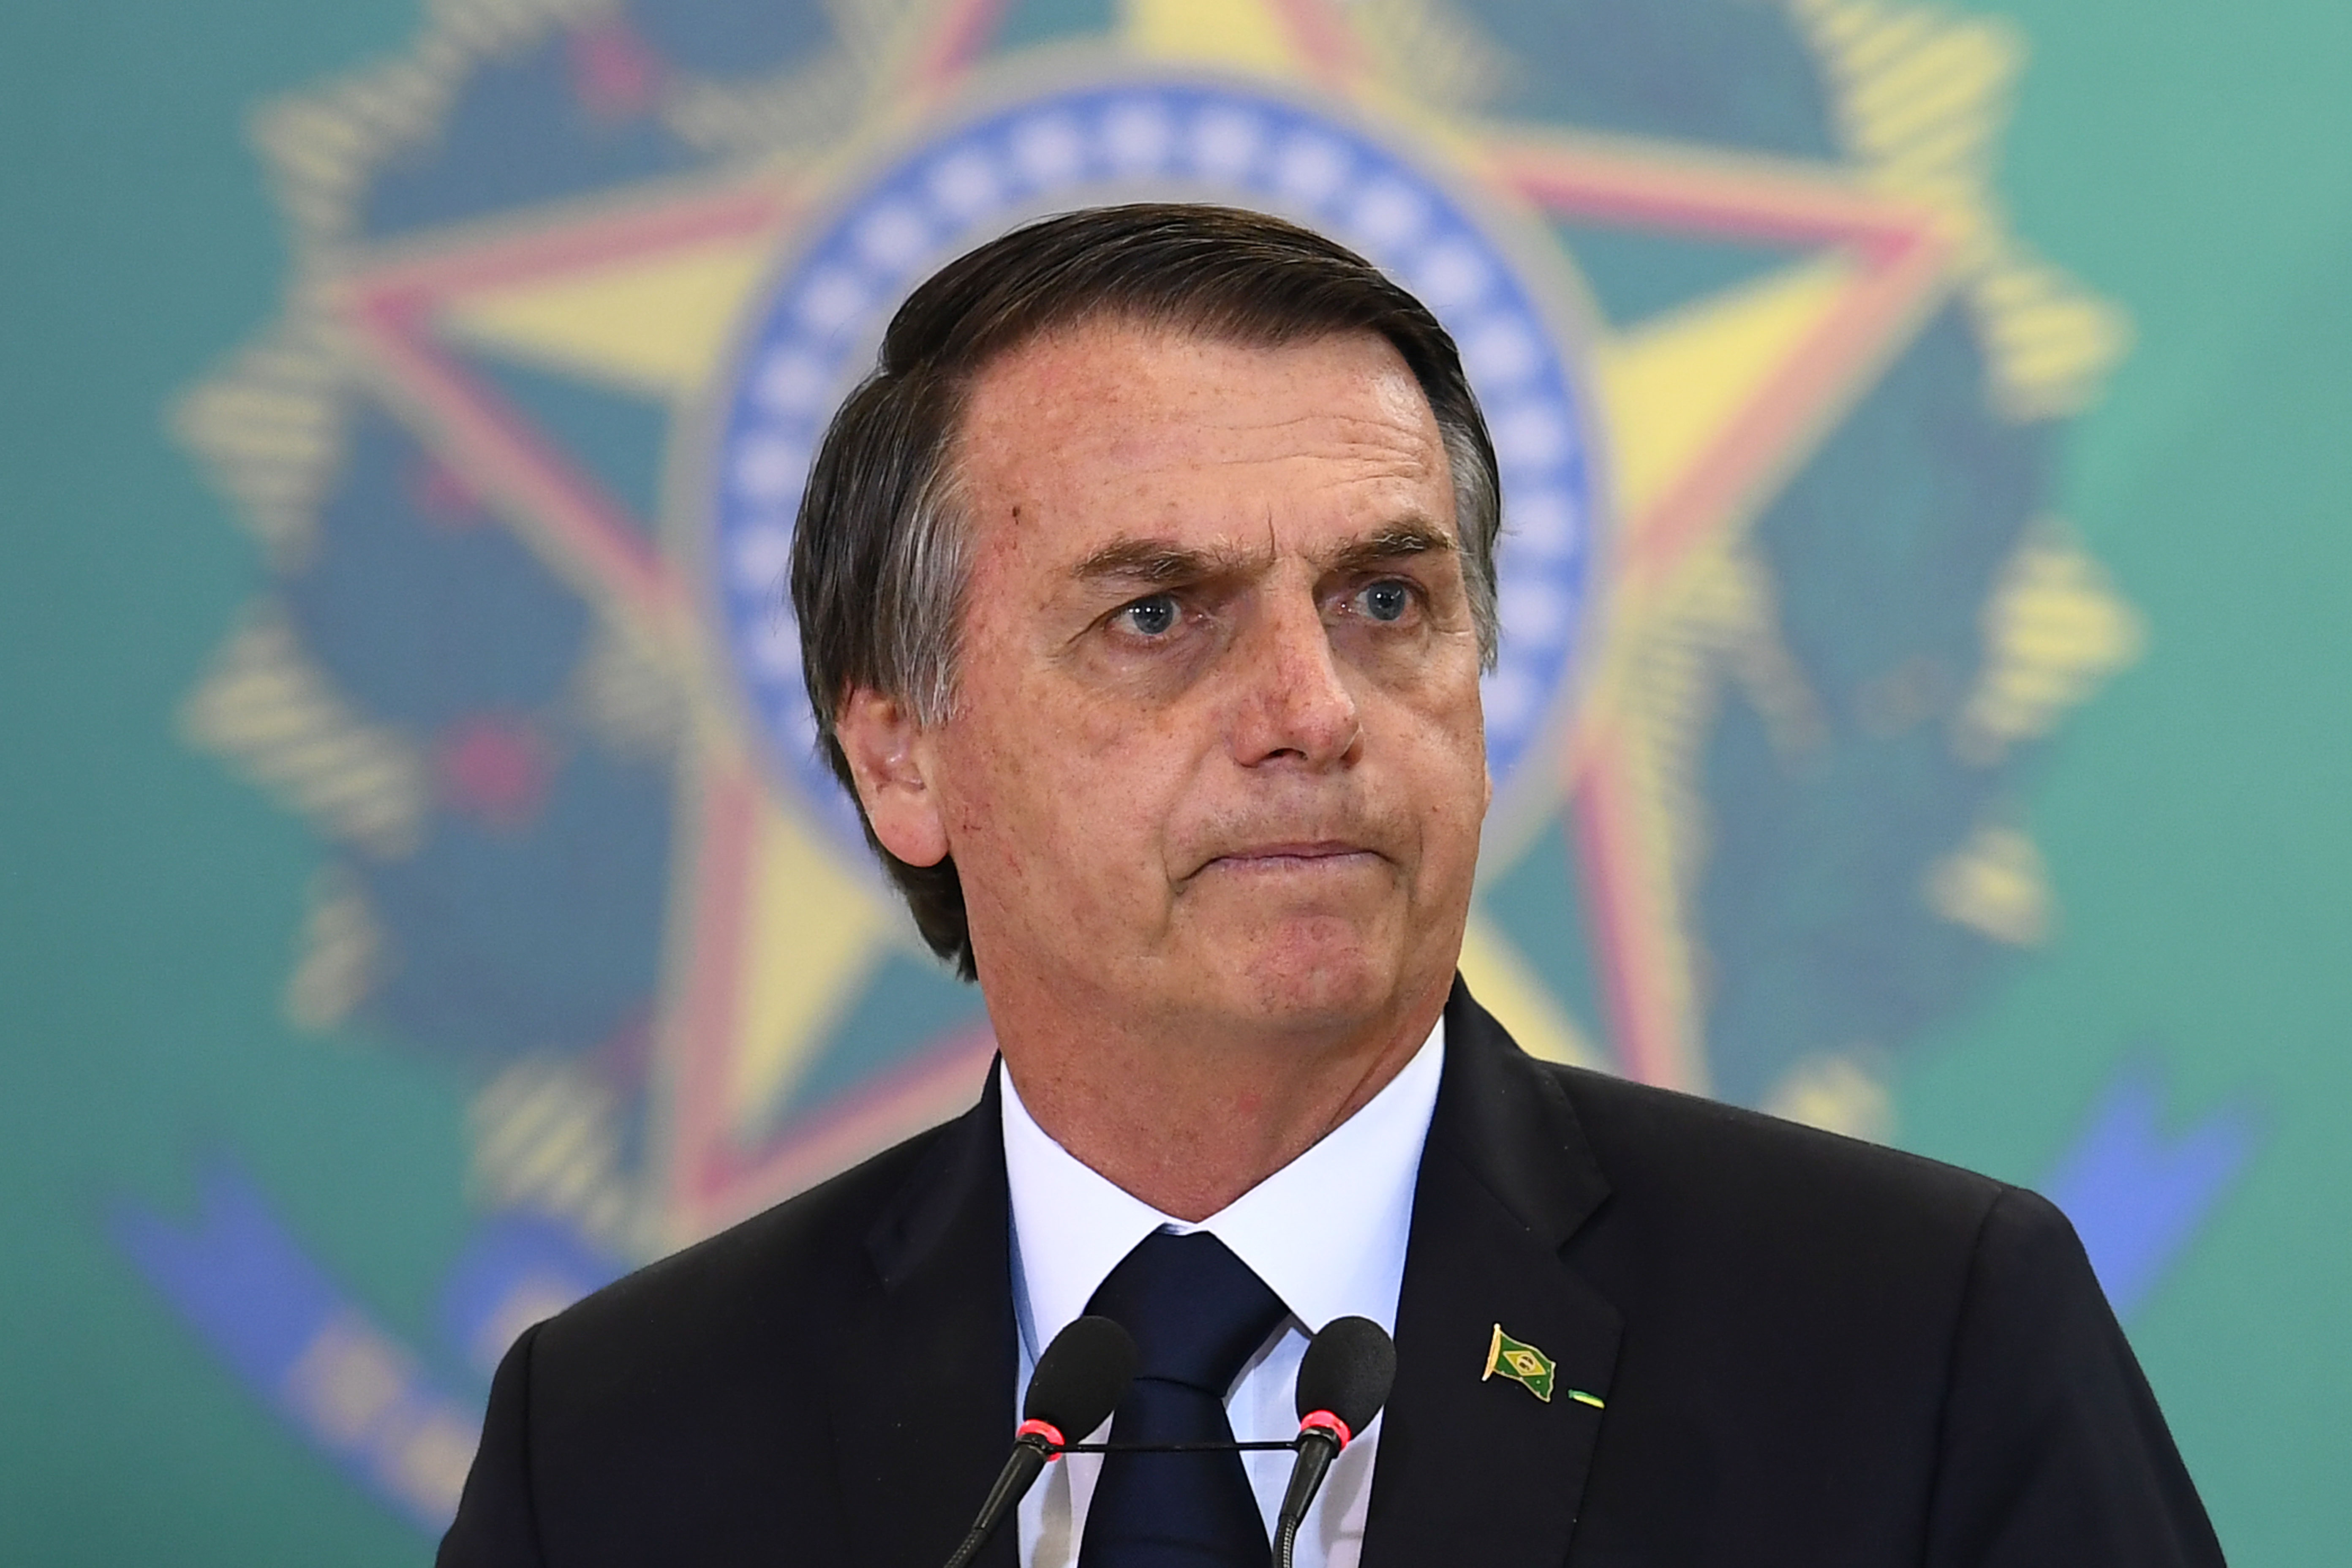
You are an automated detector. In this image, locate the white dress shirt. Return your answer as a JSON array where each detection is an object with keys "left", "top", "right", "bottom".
[{"left": 1001, "top": 1019, "right": 1444, "bottom": 1568}]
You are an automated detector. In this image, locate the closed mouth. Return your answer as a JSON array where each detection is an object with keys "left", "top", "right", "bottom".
[{"left": 1203, "top": 841, "right": 1383, "bottom": 871}]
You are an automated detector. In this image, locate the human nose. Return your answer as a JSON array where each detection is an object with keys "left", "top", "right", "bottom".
[{"left": 1225, "top": 591, "right": 1361, "bottom": 768}]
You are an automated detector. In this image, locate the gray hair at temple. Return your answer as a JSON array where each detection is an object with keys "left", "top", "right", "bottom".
[{"left": 789, "top": 202, "right": 1503, "bottom": 978}]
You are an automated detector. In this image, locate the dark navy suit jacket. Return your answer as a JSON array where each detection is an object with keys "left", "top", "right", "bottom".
[{"left": 439, "top": 980, "right": 2225, "bottom": 1566}]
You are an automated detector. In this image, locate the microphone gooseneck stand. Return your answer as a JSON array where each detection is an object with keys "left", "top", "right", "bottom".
[
  {"left": 941, "top": 1421, "right": 1062, "bottom": 1568},
  {"left": 1271, "top": 1413, "right": 1349, "bottom": 1568},
  {"left": 940, "top": 1315, "right": 1399, "bottom": 1568},
  {"left": 946, "top": 1432, "right": 1330, "bottom": 1568},
  {"left": 942, "top": 1316, "right": 1139, "bottom": 1568},
  {"left": 1272, "top": 1315, "right": 1399, "bottom": 1568}
]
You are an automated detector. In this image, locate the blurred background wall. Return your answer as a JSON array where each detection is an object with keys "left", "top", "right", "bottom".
[{"left": 3, "top": 0, "right": 2347, "bottom": 1561}]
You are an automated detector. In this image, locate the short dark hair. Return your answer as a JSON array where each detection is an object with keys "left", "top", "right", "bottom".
[{"left": 790, "top": 202, "right": 1501, "bottom": 978}]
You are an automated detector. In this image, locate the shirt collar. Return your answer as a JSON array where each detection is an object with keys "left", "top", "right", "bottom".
[{"left": 1001, "top": 1017, "right": 1445, "bottom": 1360}]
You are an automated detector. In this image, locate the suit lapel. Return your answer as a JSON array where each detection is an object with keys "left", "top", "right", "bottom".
[
  {"left": 831, "top": 1066, "right": 1021, "bottom": 1568},
  {"left": 1360, "top": 981, "right": 1622, "bottom": 1568}
]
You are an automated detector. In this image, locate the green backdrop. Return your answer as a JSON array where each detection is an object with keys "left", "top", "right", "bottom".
[{"left": 3, "top": 1, "right": 2347, "bottom": 1562}]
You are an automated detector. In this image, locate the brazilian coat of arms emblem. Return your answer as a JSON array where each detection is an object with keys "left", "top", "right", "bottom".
[{"left": 133, "top": 0, "right": 2190, "bottom": 1532}]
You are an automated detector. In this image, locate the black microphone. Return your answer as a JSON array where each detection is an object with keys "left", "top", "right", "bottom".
[
  {"left": 941, "top": 1314, "right": 1138, "bottom": 1568},
  {"left": 1273, "top": 1316, "right": 1397, "bottom": 1568}
]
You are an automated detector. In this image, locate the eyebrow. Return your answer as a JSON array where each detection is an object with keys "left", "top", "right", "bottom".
[
  {"left": 1325, "top": 520, "right": 1456, "bottom": 576},
  {"left": 1071, "top": 519, "right": 1456, "bottom": 589}
]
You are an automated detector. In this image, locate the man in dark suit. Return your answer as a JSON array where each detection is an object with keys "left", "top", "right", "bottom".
[{"left": 440, "top": 205, "right": 2224, "bottom": 1566}]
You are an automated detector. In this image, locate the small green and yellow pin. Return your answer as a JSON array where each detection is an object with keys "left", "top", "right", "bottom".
[{"left": 1482, "top": 1324, "right": 1604, "bottom": 1409}]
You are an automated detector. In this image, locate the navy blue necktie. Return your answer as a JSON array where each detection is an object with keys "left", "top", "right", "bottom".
[{"left": 1077, "top": 1230, "right": 1290, "bottom": 1568}]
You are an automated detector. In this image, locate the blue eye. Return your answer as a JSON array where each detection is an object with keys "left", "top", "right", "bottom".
[
  {"left": 1119, "top": 595, "right": 1179, "bottom": 637},
  {"left": 1360, "top": 581, "right": 1412, "bottom": 623}
]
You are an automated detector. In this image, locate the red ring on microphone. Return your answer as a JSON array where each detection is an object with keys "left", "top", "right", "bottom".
[
  {"left": 1297, "top": 1410, "right": 1353, "bottom": 1449},
  {"left": 1015, "top": 1418, "right": 1067, "bottom": 1455}
]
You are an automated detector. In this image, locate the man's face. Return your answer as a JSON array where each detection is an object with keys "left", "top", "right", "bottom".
[{"left": 868, "top": 321, "right": 1489, "bottom": 1041}]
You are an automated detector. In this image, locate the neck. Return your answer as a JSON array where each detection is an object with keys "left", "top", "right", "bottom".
[{"left": 991, "top": 976, "right": 1449, "bottom": 1222}]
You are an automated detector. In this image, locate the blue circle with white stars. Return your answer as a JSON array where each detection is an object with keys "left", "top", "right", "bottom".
[{"left": 712, "top": 77, "right": 1596, "bottom": 860}]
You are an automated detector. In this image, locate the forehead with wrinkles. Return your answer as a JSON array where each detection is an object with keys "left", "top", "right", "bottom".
[{"left": 950, "top": 321, "right": 1454, "bottom": 561}]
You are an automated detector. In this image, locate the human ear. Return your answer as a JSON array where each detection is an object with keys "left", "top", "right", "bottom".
[{"left": 833, "top": 687, "right": 950, "bottom": 868}]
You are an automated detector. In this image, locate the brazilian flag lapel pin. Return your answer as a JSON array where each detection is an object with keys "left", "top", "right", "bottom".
[{"left": 1481, "top": 1323, "right": 1594, "bottom": 1407}]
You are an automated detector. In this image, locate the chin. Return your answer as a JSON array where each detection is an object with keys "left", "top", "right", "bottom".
[{"left": 1212, "top": 924, "right": 1404, "bottom": 1029}]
